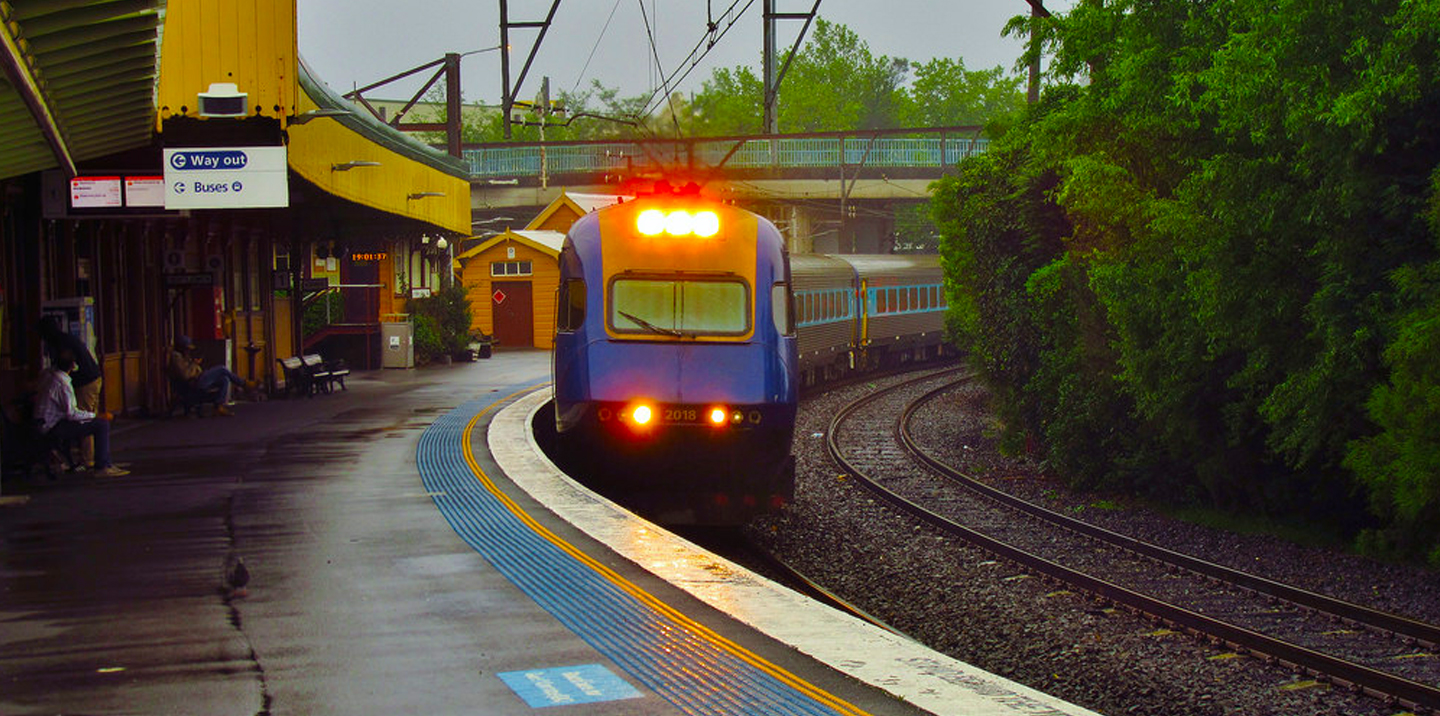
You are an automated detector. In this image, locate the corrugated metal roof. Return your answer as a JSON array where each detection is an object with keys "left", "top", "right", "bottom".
[
  {"left": 0, "top": 0, "right": 162, "bottom": 181},
  {"left": 458, "top": 229, "right": 565, "bottom": 260}
]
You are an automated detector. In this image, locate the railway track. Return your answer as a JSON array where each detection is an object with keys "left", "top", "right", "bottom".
[{"left": 825, "top": 367, "right": 1440, "bottom": 715}]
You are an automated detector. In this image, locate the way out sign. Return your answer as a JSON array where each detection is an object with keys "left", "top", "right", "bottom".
[{"left": 163, "top": 146, "right": 289, "bottom": 209}]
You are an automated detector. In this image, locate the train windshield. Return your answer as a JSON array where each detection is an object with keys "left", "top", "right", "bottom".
[{"left": 610, "top": 278, "right": 750, "bottom": 337}]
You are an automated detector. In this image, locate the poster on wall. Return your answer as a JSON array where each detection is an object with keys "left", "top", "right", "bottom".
[{"left": 70, "top": 177, "right": 122, "bottom": 208}]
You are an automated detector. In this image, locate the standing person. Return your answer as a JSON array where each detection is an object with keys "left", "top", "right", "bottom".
[
  {"left": 167, "top": 336, "right": 253, "bottom": 416},
  {"left": 36, "top": 316, "right": 102, "bottom": 468},
  {"left": 35, "top": 350, "right": 128, "bottom": 477}
]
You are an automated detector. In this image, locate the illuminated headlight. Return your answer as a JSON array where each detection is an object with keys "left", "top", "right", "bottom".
[
  {"left": 635, "top": 208, "right": 721, "bottom": 238},
  {"left": 631, "top": 404, "right": 653, "bottom": 425},
  {"left": 636, "top": 209, "right": 666, "bottom": 236},
  {"left": 664, "top": 210, "right": 693, "bottom": 236},
  {"left": 693, "top": 211, "right": 720, "bottom": 237},
  {"left": 708, "top": 407, "right": 727, "bottom": 426}
]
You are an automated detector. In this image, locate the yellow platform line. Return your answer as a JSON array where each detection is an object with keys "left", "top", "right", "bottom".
[{"left": 463, "top": 389, "right": 871, "bottom": 716}]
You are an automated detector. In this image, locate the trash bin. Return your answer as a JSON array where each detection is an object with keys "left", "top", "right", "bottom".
[{"left": 381, "top": 321, "right": 414, "bottom": 368}]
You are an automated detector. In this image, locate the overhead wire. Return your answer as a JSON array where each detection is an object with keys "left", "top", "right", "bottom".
[
  {"left": 636, "top": 0, "right": 682, "bottom": 136},
  {"left": 636, "top": 0, "right": 757, "bottom": 118},
  {"left": 569, "top": 0, "right": 625, "bottom": 96}
]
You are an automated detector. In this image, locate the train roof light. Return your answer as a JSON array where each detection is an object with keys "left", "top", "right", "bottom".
[
  {"left": 637, "top": 209, "right": 666, "bottom": 236},
  {"left": 664, "top": 210, "right": 693, "bottom": 236},
  {"left": 693, "top": 211, "right": 720, "bottom": 238},
  {"left": 635, "top": 208, "right": 721, "bottom": 238}
]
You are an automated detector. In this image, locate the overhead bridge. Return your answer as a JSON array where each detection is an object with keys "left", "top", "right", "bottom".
[{"left": 467, "top": 126, "right": 989, "bottom": 206}]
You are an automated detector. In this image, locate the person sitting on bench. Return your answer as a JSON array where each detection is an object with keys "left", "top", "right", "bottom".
[
  {"left": 167, "top": 336, "right": 254, "bottom": 417},
  {"left": 35, "top": 350, "right": 128, "bottom": 477}
]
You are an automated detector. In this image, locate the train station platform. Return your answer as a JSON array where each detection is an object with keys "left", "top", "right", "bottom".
[{"left": 0, "top": 351, "right": 1095, "bottom": 716}]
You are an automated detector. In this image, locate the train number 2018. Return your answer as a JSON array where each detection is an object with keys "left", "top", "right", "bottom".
[{"left": 664, "top": 408, "right": 697, "bottom": 422}]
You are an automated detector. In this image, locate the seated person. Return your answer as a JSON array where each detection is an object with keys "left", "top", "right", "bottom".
[
  {"left": 35, "top": 350, "right": 128, "bottom": 477},
  {"left": 167, "top": 336, "right": 254, "bottom": 417}
]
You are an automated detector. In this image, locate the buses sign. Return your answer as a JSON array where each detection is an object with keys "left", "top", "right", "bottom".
[{"left": 163, "top": 146, "right": 289, "bottom": 209}]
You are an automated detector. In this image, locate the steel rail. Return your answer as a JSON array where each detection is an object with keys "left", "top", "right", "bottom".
[
  {"left": 824, "top": 369, "right": 1440, "bottom": 714},
  {"left": 899, "top": 380, "right": 1440, "bottom": 650}
]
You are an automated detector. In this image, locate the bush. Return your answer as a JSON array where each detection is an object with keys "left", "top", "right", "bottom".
[
  {"left": 302, "top": 291, "right": 344, "bottom": 336},
  {"left": 408, "top": 283, "right": 472, "bottom": 364}
]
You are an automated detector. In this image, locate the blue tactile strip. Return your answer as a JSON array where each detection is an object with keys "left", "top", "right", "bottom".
[{"left": 417, "top": 387, "right": 867, "bottom": 716}]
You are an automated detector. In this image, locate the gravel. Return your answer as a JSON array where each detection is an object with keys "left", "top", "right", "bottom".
[{"left": 749, "top": 370, "right": 1427, "bottom": 716}]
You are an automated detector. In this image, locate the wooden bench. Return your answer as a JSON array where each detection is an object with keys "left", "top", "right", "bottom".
[
  {"left": 302, "top": 354, "right": 350, "bottom": 393},
  {"left": 316, "top": 355, "right": 350, "bottom": 391},
  {"left": 277, "top": 356, "right": 314, "bottom": 397}
]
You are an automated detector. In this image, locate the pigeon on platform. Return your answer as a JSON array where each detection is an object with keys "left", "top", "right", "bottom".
[{"left": 223, "top": 552, "right": 250, "bottom": 599}]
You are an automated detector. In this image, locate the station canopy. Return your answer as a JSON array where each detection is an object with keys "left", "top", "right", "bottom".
[{"left": 0, "top": 0, "right": 164, "bottom": 181}]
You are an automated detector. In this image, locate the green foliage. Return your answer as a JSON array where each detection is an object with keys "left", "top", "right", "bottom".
[
  {"left": 689, "top": 18, "right": 1024, "bottom": 135},
  {"left": 898, "top": 58, "right": 1025, "bottom": 127},
  {"left": 935, "top": 0, "right": 1440, "bottom": 559},
  {"left": 407, "top": 283, "right": 473, "bottom": 364},
  {"left": 301, "top": 291, "right": 343, "bottom": 336}
]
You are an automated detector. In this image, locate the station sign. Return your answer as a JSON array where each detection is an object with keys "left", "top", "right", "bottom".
[{"left": 163, "top": 146, "right": 289, "bottom": 209}]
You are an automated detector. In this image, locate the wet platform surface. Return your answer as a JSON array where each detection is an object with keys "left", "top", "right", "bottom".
[{"left": 0, "top": 351, "right": 1093, "bottom": 716}]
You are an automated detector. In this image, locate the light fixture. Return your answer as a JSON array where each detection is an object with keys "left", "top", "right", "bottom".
[
  {"left": 291, "top": 108, "right": 352, "bottom": 125},
  {"left": 407, "top": 191, "right": 446, "bottom": 200},
  {"left": 332, "top": 160, "right": 381, "bottom": 171},
  {"left": 198, "top": 83, "right": 247, "bottom": 118},
  {"left": 435, "top": 238, "right": 449, "bottom": 251}
]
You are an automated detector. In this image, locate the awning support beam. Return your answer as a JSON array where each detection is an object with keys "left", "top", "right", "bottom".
[{"left": 0, "top": 6, "right": 76, "bottom": 176}]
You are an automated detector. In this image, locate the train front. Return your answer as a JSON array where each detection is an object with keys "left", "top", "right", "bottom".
[{"left": 552, "top": 193, "right": 798, "bottom": 525}]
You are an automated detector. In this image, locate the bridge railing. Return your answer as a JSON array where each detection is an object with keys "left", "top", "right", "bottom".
[{"left": 461, "top": 127, "right": 989, "bottom": 179}]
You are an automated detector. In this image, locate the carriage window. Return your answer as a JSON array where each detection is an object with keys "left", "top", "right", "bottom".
[
  {"left": 611, "top": 278, "right": 749, "bottom": 336},
  {"left": 557, "top": 279, "right": 586, "bottom": 331}
]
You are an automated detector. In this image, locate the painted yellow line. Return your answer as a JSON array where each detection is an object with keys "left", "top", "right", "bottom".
[{"left": 462, "top": 388, "right": 872, "bottom": 716}]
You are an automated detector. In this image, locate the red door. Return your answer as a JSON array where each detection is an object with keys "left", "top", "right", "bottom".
[
  {"left": 340, "top": 259, "right": 379, "bottom": 324},
  {"left": 491, "top": 281, "right": 533, "bottom": 349}
]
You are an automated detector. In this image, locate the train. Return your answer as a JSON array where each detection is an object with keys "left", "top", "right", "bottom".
[{"left": 551, "top": 187, "right": 948, "bottom": 525}]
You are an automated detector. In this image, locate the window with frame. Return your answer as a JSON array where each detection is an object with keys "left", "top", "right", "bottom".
[
  {"left": 557, "top": 279, "right": 586, "bottom": 331},
  {"left": 610, "top": 277, "right": 749, "bottom": 337},
  {"left": 491, "top": 260, "right": 533, "bottom": 277}
]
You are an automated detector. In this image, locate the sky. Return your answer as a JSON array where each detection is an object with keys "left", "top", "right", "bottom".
[{"left": 297, "top": 1, "right": 1074, "bottom": 111}]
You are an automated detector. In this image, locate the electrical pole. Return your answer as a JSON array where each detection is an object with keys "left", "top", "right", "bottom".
[
  {"left": 761, "top": 1, "right": 820, "bottom": 135},
  {"left": 1024, "top": 0, "right": 1051, "bottom": 104}
]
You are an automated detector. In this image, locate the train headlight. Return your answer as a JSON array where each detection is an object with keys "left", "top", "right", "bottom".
[
  {"left": 693, "top": 211, "right": 720, "bottom": 237},
  {"left": 637, "top": 209, "right": 666, "bottom": 236},
  {"left": 635, "top": 208, "right": 721, "bottom": 238},
  {"left": 708, "top": 407, "right": 727, "bottom": 426},
  {"left": 631, "top": 404, "right": 653, "bottom": 425},
  {"left": 664, "top": 210, "right": 693, "bottom": 236}
]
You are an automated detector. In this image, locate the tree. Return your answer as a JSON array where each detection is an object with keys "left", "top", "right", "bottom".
[
  {"left": 899, "top": 58, "right": 1025, "bottom": 127},
  {"left": 933, "top": 0, "right": 1440, "bottom": 559}
]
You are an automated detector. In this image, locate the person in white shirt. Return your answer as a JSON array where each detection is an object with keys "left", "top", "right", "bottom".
[{"left": 35, "top": 350, "right": 128, "bottom": 477}]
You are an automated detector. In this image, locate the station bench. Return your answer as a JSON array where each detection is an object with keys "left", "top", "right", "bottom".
[
  {"left": 277, "top": 354, "right": 350, "bottom": 397},
  {"left": 303, "top": 354, "right": 350, "bottom": 393}
]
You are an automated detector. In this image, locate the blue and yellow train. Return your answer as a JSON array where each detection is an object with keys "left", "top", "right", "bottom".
[{"left": 551, "top": 187, "right": 947, "bottom": 525}]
